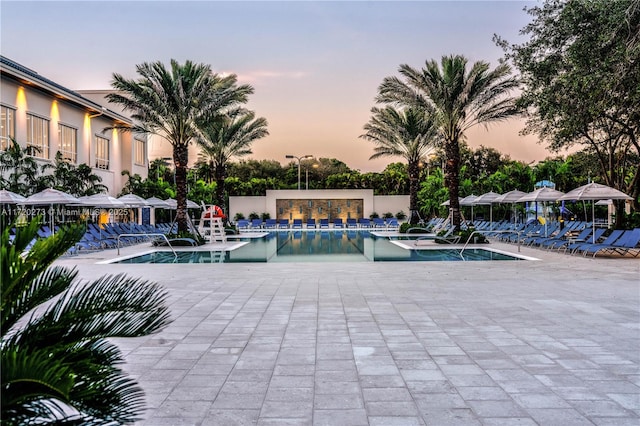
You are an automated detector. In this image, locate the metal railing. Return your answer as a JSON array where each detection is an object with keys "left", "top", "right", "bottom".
[
  {"left": 460, "top": 230, "right": 523, "bottom": 257},
  {"left": 116, "top": 233, "right": 177, "bottom": 258}
]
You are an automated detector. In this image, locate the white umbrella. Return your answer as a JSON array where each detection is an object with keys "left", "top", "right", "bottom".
[
  {"left": 494, "top": 190, "right": 527, "bottom": 225},
  {"left": 0, "top": 189, "right": 27, "bottom": 204},
  {"left": 23, "top": 188, "right": 80, "bottom": 233},
  {"left": 146, "top": 197, "right": 171, "bottom": 208},
  {"left": 558, "top": 182, "right": 632, "bottom": 243},
  {"left": 473, "top": 191, "right": 502, "bottom": 230},
  {"left": 517, "top": 187, "right": 566, "bottom": 237},
  {"left": 460, "top": 194, "right": 478, "bottom": 223},
  {"left": 117, "top": 194, "right": 149, "bottom": 207},
  {"left": 77, "top": 194, "right": 125, "bottom": 208},
  {"left": 164, "top": 198, "right": 200, "bottom": 209},
  {"left": 440, "top": 197, "right": 462, "bottom": 206}
]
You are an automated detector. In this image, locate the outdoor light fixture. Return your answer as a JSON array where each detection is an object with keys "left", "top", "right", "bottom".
[{"left": 286, "top": 154, "right": 313, "bottom": 190}]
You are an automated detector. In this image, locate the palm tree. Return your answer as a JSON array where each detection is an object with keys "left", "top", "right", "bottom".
[
  {"left": 0, "top": 138, "right": 42, "bottom": 195},
  {"left": 107, "top": 59, "right": 253, "bottom": 232},
  {"left": 360, "top": 106, "right": 439, "bottom": 224},
  {"left": 196, "top": 111, "right": 269, "bottom": 214},
  {"left": 377, "top": 55, "right": 519, "bottom": 229},
  {"left": 1, "top": 219, "right": 171, "bottom": 424}
]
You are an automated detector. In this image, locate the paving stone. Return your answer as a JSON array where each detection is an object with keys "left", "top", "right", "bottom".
[
  {"left": 313, "top": 409, "right": 368, "bottom": 425},
  {"left": 201, "top": 409, "right": 260, "bottom": 426}
]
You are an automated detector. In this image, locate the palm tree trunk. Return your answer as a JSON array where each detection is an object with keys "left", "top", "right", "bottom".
[
  {"left": 408, "top": 161, "right": 420, "bottom": 225},
  {"left": 445, "top": 139, "right": 462, "bottom": 230},
  {"left": 173, "top": 144, "right": 189, "bottom": 233}
]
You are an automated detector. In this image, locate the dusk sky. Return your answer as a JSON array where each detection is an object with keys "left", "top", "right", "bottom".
[{"left": 1, "top": 0, "right": 558, "bottom": 172}]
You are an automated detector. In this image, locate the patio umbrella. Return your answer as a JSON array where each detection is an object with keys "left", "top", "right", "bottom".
[
  {"left": 558, "top": 182, "right": 632, "bottom": 243},
  {"left": 0, "top": 189, "right": 26, "bottom": 204},
  {"left": 493, "top": 190, "right": 527, "bottom": 224},
  {"left": 23, "top": 188, "right": 80, "bottom": 233},
  {"left": 77, "top": 194, "right": 125, "bottom": 208},
  {"left": 440, "top": 197, "right": 463, "bottom": 206},
  {"left": 164, "top": 198, "right": 200, "bottom": 209},
  {"left": 517, "top": 187, "right": 566, "bottom": 237},
  {"left": 460, "top": 194, "right": 478, "bottom": 223},
  {"left": 117, "top": 194, "right": 149, "bottom": 207},
  {"left": 473, "top": 191, "right": 502, "bottom": 230},
  {"left": 145, "top": 197, "right": 171, "bottom": 208}
]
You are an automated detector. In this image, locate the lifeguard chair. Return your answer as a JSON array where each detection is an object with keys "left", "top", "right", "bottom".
[{"left": 198, "top": 205, "right": 227, "bottom": 243}]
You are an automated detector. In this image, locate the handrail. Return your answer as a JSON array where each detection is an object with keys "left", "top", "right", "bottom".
[
  {"left": 460, "top": 230, "right": 523, "bottom": 257},
  {"left": 116, "top": 233, "right": 177, "bottom": 258}
]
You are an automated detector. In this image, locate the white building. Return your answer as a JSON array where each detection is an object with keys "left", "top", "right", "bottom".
[{"left": 0, "top": 56, "right": 148, "bottom": 196}]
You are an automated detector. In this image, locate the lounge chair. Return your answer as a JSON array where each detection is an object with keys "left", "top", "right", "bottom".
[
  {"left": 236, "top": 219, "right": 250, "bottom": 231},
  {"left": 386, "top": 218, "right": 399, "bottom": 230},
  {"left": 333, "top": 218, "right": 343, "bottom": 228},
  {"left": 577, "top": 229, "right": 640, "bottom": 257},
  {"left": 346, "top": 218, "right": 358, "bottom": 228},
  {"left": 278, "top": 219, "right": 289, "bottom": 229},
  {"left": 306, "top": 218, "right": 316, "bottom": 229},
  {"left": 319, "top": 218, "right": 330, "bottom": 229},
  {"left": 372, "top": 218, "right": 386, "bottom": 228},
  {"left": 557, "top": 228, "right": 606, "bottom": 252},
  {"left": 250, "top": 219, "right": 263, "bottom": 230},
  {"left": 570, "top": 229, "right": 624, "bottom": 255},
  {"left": 264, "top": 219, "right": 277, "bottom": 229},
  {"left": 292, "top": 219, "right": 303, "bottom": 229},
  {"left": 358, "top": 218, "right": 371, "bottom": 228}
]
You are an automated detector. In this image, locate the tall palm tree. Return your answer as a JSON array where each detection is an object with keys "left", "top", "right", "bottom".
[
  {"left": 196, "top": 111, "right": 269, "bottom": 214},
  {"left": 360, "top": 106, "right": 439, "bottom": 224},
  {"left": 1, "top": 219, "right": 171, "bottom": 424},
  {"left": 107, "top": 60, "right": 253, "bottom": 232},
  {"left": 377, "top": 55, "right": 519, "bottom": 229}
]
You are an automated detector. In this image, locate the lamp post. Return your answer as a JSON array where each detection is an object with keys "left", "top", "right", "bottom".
[{"left": 286, "top": 154, "right": 313, "bottom": 190}]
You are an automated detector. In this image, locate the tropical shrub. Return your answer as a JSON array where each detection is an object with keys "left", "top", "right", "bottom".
[{"left": 1, "top": 219, "right": 171, "bottom": 424}]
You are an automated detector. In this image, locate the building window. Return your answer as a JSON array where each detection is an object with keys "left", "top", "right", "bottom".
[
  {"left": 134, "top": 138, "right": 146, "bottom": 166},
  {"left": 58, "top": 124, "right": 77, "bottom": 163},
  {"left": 308, "top": 200, "right": 313, "bottom": 208},
  {"left": 299, "top": 206, "right": 303, "bottom": 214},
  {"left": 328, "top": 201, "right": 332, "bottom": 208},
  {"left": 95, "top": 136, "right": 109, "bottom": 170},
  {"left": 347, "top": 200, "right": 351, "bottom": 207},
  {"left": 318, "top": 207, "right": 322, "bottom": 214},
  {"left": 0, "top": 106, "right": 15, "bottom": 151},
  {"left": 26, "top": 114, "right": 49, "bottom": 159}
]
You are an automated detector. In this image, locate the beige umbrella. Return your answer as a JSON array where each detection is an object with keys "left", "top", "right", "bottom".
[
  {"left": 558, "top": 183, "right": 632, "bottom": 243},
  {"left": 0, "top": 189, "right": 26, "bottom": 204},
  {"left": 494, "top": 190, "right": 527, "bottom": 224},
  {"left": 517, "top": 187, "right": 566, "bottom": 237},
  {"left": 23, "top": 188, "right": 80, "bottom": 234},
  {"left": 473, "top": 191, "right": 502, "bottom": 230}
]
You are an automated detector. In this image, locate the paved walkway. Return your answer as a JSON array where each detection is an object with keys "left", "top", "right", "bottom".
[{"left": 58, "top": 242, "right": 640, "bottom": 425}]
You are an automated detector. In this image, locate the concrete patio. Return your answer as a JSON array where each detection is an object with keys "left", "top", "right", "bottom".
[{"left": 57, "top": 241, "right": 640, "bottom": 425}]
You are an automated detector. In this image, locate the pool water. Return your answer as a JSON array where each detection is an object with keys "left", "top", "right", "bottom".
[{"left": 113, "top": 231, "right": 527, "bottom": 263}]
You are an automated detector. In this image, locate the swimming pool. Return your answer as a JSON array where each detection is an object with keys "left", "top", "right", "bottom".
[{"left": 110, "top": 230, "right": 531, "bottom": 263}]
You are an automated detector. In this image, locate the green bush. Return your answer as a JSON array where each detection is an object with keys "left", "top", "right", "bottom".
[
  {"left": 395, "top": 210, "right": 407, "bottom": 220},
  {"left": 261, "top": 212, "right": 271, "bottom": 220},
  {"left": 369, "top": 212, "right": 380, "bottom": 219},
  {"left": 248, "top": 212, "right": 260, "bottom": 220},
  {"left": 234, "top": 212, "right": 245, "bottom": 221},
  {"left": 382, "top": 212, "right": 394, "bottom": 219}
]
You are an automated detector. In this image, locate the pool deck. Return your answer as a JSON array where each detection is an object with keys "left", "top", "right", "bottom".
[{"left": 56, "top": 239, "right": 640, "bottom": 425}]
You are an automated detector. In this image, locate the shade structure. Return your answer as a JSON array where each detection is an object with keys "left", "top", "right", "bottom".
[
  {"left": 517, "top": 187, "right": 566, "bottom": 237},
  {"left": 0, "top": 189, "right": 27, "bottom": 204},
  {"left": 117, "top": 194, "right": 149, "bottom": 207},
  {"left": 23, "top": 188, "right": 80, "bottom": 233},
  {"left": 440, "top": 197, "right": 462, "bottom": 206},
  {"left": 493, "top": 190, "right": 527, "bottom": 204},
  {"left": 23, "top": 188, "right": 79, "bottom": 205},
  {"left": 460, "top": 195, "right": 478, "bottom": 206},
  {"left": 473, "top": 191, "right": 502, "bottom": 229},
  {"left": 164, "top": 198, "right": 200, "bottom": 209},
  {"left": 558, "top": 182, "right": 632, "bottom": 243},
  {"left": 494, "top": 190, "right": 527, "bottom": 225},
  {"left": 517, "top": 187, "right": 565, "bottom": 203},
  {"left": 76, "top": 194, "right": 125, "bottom": 208},
  {"left": 145, "top": 197, "right": 171, "bottom": 208}
]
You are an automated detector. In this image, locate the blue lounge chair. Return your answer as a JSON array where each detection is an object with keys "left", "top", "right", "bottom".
[
  {"left": 264, "top": 219, "right": 277, "bottom": 229},
  {"left": 346, "top": 218, "right": 358, "bottom": 228},
  {"left": 278, "top": 219, "right": 289, "bottom": 229},
  {"left": 292, "top": 219, "right": 303, "bottom": 229},
  {"left": 333, "top": 218, "right": 344, "bottom": 228},
  {"left": 319, "top": 218, "right": 329, "bottom": 229},
  {"left": 250, "top": 219, "right": 263, "bottom": 230},
  {"left": 578, "top": 229, "right": 640, "bottom": 257},
  {"left": 358, "top": 218, "right": 371, "bottom": 228},
  {"left": 306, "top": 218, "right": 316, "bottom": 229},
  {"left": 236, "top": 219, "right": 250, "bottom": 231},
  {"left": 570, "top": 229, "right": 624, "bottom": 255}
]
